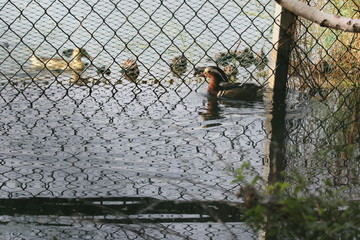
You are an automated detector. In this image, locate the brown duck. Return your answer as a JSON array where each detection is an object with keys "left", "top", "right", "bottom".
[
  {"left": 201, "top": 66, "right": 264, "bottom": 101},
  {"left": 30, "top": 48, "right": 92, "bottom": 71}
]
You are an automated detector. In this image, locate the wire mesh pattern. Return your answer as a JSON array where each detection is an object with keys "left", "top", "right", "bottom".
[
  {"left": 0, "top": 0, "right": 359, "bottom": 239},
  {"left": 286, "top": 0, "right": 360, "bottom": 196}
]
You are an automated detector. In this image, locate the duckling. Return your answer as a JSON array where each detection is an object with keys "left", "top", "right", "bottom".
[
  {"left": 254, "top": 48, "right": 269, "bottom": 71},
  {"left": 30, "top": 48, "right": 92, "bottom": 71},
  {"left": 96, "top": 66, "right": 111, "bottom": 76},
  {"left": 201, "top": 66, "right": 263, "bottom": 100},
  {"left": 70, "top": 73, "right": 92, "bottom": 86},
  {"left": 214, "top": 51, "right": 235, "bottom": 66},
  {"left": 62, "top": 49, "right": 74, "bottom": 58},
  {"left": 120, "top": 59, "right": 140, "bottom": 81},
  {"left": 169, "top": 55, "right": 187, "bottom": 77},
  {"left": 0, "top": 41, "right": 9, "bottom": 50},
  {"left": 235, "top": 48, "right": 255, "bottom": 68},
  {"left": 222, "top": 64, "right": 238, "bottom": 82}
]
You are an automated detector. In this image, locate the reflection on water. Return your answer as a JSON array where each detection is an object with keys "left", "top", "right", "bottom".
[
  {"left": 0, "top": 71, "right": 267, "bottom": 239},
  {"left": 285, "top": 88, "right": 360, "bottom": 193},
  {"left": 0, "top": 71, "right": 267, "bottom": 199},
  {"left": 198, "top": 96, "right": 223, "bottom": 121},
  {"left": 198, "top": 96, "right": 265, "bottom": 122},
  {"left": 1, "top": 69, "right": 358, "bottom": 238},
  {"left": 1, "top": 71, "right": 359, "bottom": 239}
]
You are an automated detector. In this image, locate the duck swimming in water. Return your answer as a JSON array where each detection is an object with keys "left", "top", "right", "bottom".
[
  {"left": 221, "top": 64, "right": 238, "bottom": 82},
  {"left": 169, "top": 55, "right": 187, "bottom": 77},
  {"left": 201, "top": 66, "right": 264, "bottom": 101},
  {"left": 30, "top": 48, "right": 92, "bottom": 71},
  {"left": 120, "top": 59, "right": 140, "bottom": 81}
]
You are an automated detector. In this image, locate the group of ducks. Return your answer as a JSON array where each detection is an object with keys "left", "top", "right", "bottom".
[
  {"left": 30, "top": 47, "right": 267, "bottom": 101},
  {"left": 30, "top": 48, "right": 140, "bottom": 81}
]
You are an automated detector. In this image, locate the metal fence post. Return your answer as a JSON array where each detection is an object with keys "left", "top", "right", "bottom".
[
  {"left": 264, "top": 4, "right": 295, "bottom": 184},
  {"left": 261, "top": 5, "right": 296, "bottom": 240}
]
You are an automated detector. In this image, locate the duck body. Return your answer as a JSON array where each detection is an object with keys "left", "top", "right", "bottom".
[
  {"left": 202, "top": 66, "right": 263, "bottom": 101},
  {"left": 170, "top": 55, "right": 187, "bottom": 77},
  {"left": 216, "top": 83, "right": 263, "bottom": 100},
  {"left": 96, "top": 66, "right": 111, "bottom": 76},
  {"left": 221, "top": 64, "right": 238, "bottom": 82},
  {"left": 236, "top": 48, "right": 254, "bottom": 68},
  {"left": 254, "top": 48, "right": 269, "bottom": 71},
  {"left": 30, "top": 48, "right": 92, "bottom": 71},
  {"left": 120, "top": 59, "right": 140, "bottom": 81}
]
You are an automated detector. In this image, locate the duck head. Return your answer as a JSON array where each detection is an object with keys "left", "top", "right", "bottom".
[
  {"left": 63, "top": 48, "right": 92, "bottom": 60},
  {"left": 201, "top": 66, "right": 229, "bottom": 96},
  {"left": 73, "top": 48, "right": 92, "bottom": 60},
  {"left": 121, "top": 59, "right": 140, "bottom": 81},
  {"left": 201, "top": 66, "right": 229, "bottom": 83}
]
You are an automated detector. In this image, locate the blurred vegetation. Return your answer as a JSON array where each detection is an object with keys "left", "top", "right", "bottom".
[
  {"left": 289, "top": 0, "right": 360, "bottom": 90},
  {"left": 234, "top": 162, "right": 360, "bottom": 240}
]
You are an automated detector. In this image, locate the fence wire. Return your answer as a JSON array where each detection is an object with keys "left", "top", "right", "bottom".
[
  {"left": 286, "top": 0, "right": 360, "bottom": 197},
  {"left": 0, "top": 0, "right": 359, "bottom": 239}
]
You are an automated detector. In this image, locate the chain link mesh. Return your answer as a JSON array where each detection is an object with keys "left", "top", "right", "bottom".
[
  {"left": 286, "top": 0, "right": 360, "bottom": 197},
  {"left": 0, "top": 0, "right": 359, "bottom": 239}
]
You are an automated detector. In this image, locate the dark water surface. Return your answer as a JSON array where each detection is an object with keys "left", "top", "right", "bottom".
[
  {"left": 0, "top": 71, "right": 266, "bottom": 199},
  {"left": 0, "top": 70, "right": 268, "bottom": 239}
]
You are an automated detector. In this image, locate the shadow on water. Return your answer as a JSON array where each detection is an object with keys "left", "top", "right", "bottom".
[
  {"left": 0, "top": 197, "right": 243, "bottom": 223},
  {"left": 198, "top": 96, "right": 264, "bottom": 123}
]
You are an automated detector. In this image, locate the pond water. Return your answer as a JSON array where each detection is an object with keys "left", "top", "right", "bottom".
[
  {"left": 1, "top": 0, "right": 359, "bottom": 239},
  {"left": 0, "top": 69, "right": 269, "bottom": 239},
  {"left": 0, "top": 71, "right": 267, "bottom": 200},
  {"left": 1, "top": 68, "right": 358, "bottom": 239}
]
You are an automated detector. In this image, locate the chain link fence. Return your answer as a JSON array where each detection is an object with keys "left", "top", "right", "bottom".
[
  {"left": 286, "top": 0, "right": 360, "bottom": 197},
  {"left": 0, "top": 0, "right": 359, "bottom": 239}
]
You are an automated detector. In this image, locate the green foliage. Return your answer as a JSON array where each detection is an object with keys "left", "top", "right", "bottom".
[{"left": 234, "top": 163, "right": 360, "bottom": 240}]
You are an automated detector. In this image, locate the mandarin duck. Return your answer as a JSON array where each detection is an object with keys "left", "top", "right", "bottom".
[
  {"left": 30, "top": 48, "right": 92, "bottom": 71},
  {"left": 201, "top": 66, "right": 263, "bottom": 100},
  {"left": 120, "top": 59, "right": 140, "bottom": 81}
]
